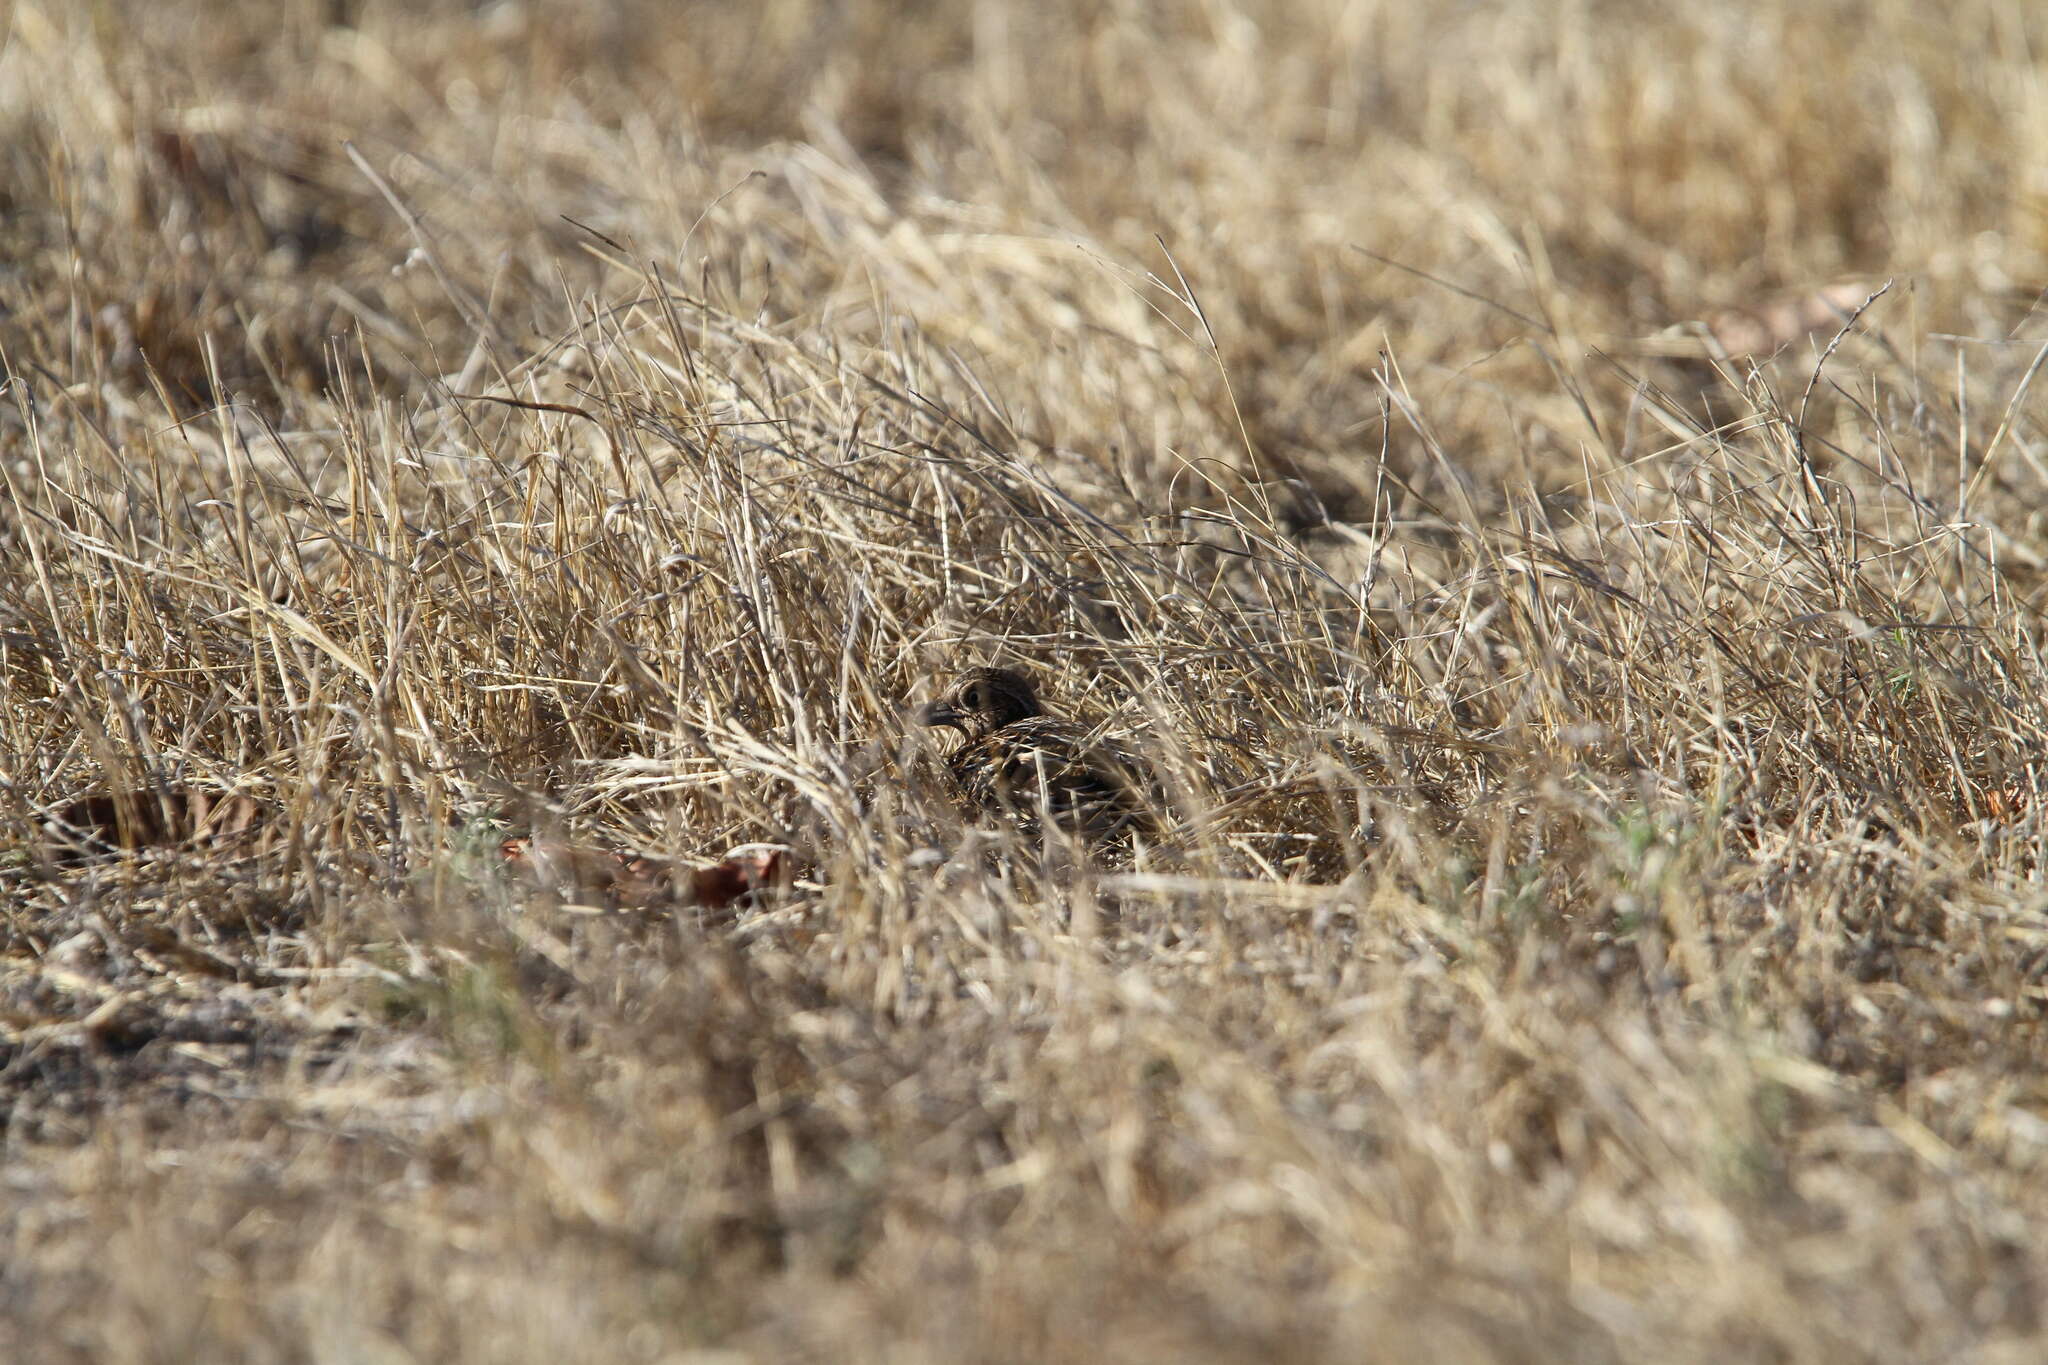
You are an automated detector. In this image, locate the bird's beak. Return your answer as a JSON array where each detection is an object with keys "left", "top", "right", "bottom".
[{"left": 919, "top": 700, "right": 961, "bottom": 730}]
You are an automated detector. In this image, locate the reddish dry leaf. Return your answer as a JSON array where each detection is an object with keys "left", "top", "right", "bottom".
[
  {"left": 500, "top": 837, "right": 792, "bottom": 912},
  {"left": 1703, "top": 282, "right": 1875, "bottom": 360},
  {"left": 687, "top": 844, "right": 792, "bottom": 908},
  {"left": 498, "top": 837, "right": 630, "bottom": 896}
]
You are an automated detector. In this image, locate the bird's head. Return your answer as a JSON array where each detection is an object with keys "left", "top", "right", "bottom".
[{"left": 919, "top": 666, "right": 1042, "bottom": 739}]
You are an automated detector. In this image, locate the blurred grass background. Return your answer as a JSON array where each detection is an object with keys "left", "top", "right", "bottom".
[{"left": 3, "top": 1, "right": 2048, "bottom": 1361}]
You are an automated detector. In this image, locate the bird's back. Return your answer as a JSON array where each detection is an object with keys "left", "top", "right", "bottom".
[{"left": 946, "top": 714, "right": 1156, "bottom": 844}]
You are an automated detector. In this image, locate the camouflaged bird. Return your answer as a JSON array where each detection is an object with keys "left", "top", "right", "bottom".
[{"left": 919, "top": 665, "right": 1158, "bottom": 846}]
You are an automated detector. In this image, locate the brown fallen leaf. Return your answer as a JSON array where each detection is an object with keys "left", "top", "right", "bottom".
[
  {"left": 499, "top": 837, "right": 793, "bottom": 912},
  {"left": 686, "top": 843, "right": 792, "bottom": 908},
  {"left": 499, "top": 837, "right": 629, "bottom": 897},
  {"left": 1703, "top": 282, "right": 1876, "bottom": 360}
]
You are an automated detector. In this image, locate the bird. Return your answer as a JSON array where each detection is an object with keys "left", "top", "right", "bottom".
[{"left": 918, "top": 665, "right": 1159, "bottom": 847}]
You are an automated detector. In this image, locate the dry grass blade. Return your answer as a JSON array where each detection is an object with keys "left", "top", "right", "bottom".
[{"left": 2, "top": 3, "right": 2048, "bottom": 1363}]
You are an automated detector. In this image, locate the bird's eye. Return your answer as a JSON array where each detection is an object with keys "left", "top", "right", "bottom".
[{"left": 968, "top": 683, "right": 989, "bottom": 709}]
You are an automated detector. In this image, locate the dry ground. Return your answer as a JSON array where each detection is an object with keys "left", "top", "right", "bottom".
[{"left": 5, "top": 1, "right": 2048, "bottom": 1361}]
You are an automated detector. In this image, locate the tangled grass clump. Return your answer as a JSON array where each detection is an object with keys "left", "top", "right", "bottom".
[{"left": 3, "top": 2, "right": 2048, "bottom": 1361}]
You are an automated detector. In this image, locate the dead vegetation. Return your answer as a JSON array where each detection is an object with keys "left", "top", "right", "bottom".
[{"left": 3, "top": 1, "right": 2048, "bottom": 1360}]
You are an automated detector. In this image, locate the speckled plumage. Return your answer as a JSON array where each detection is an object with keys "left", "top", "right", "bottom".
[{"left": 920, "top": 666, "right": 1155, "bottom": 844}]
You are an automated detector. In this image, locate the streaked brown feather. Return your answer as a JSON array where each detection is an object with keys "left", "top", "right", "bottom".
[{"left": 921, "top": 666, "right": 1157, "bottom": 844}]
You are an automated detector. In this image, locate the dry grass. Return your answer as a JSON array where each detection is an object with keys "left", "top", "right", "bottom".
[{"left": 4, "top": 1, "right": 2048, "bottom": 1360}]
